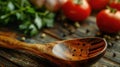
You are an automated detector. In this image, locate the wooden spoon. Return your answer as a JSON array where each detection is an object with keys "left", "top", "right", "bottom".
[{"left": 0, "top": 35, "right": 107, "bottom": 67}]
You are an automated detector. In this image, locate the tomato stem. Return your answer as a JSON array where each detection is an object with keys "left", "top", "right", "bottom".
[
  {"left": 74, "top": 0, "right": 81, "bottom": 4},
  {"left": 111, "top": 9, "right": 117, "bottom": 13},
  {"left": 77, "top": 0, "right": 80, "bottom": 3},
  {"left": 107, "top": 6, "right": 117, "bottom": 13},
  {"left": 115, "top": 0, "right": 120, "bottom": 2},
  {"left": 110, "top": 0, "right": 120, "bottom": 3}
]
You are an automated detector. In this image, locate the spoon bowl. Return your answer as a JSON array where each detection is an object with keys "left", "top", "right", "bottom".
[{"left": 0, "top": 35, "right": 107, "bottom": 67}]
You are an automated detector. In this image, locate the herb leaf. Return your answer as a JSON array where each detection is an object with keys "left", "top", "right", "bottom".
[{"left": 0, "top": 0, "right": 55, "bottom": 36}]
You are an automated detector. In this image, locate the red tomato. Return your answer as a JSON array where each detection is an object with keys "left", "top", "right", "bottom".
[
  {"left": 62, "top": 0, "right": 91, "bottom": 21},
  {"left": 87, "top": 0, "right": 109, "bottom": 10},
  {"left": 97, "top": 9, "right": 120, "bottom": 33},
  {"left": 109, "top": 0, "right": 120, "bottom": 10}
]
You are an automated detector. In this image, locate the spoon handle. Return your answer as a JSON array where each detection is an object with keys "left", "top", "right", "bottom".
[{"left": 0, "top": 35, "right": 47, "bottom": 54}]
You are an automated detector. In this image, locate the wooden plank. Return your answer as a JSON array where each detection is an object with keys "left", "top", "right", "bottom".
[
  {"left": 92, "top": 58, "right": 120, "bottom": 67},
  {"left": 43, "top": 16, "right": 98, "bottom": 40},
  {"left": 0, "top": 56, "right": 18, "bottom": 67},
  {"left": 104, "top": 49, "right": 120, "bottom": 64},
  {"left": 0, "top": 48, "right": 41, "bottom": 67},
  {"left": 0, "top": 47, "right": 60, "bottom": 67}
]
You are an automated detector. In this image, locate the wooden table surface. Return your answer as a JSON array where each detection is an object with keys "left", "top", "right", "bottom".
[{"left": 0, "top": 16, "right": 120, "bottom": 67}]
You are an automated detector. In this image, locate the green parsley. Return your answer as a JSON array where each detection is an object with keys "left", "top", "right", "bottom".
[{"left": 0, "top": 0, "right": 55, "bottom": 36}]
